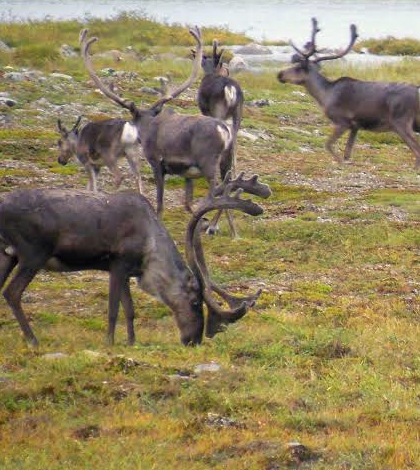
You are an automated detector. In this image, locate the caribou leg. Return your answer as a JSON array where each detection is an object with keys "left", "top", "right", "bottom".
[
  {"left": 185, "top": 178, "right": 194, "bottom": 213},
  {"left": 3, "top": 262, "right": 43, "bottom": 346},
  {"left": 108, "top": 262, "right": 126, "bottom": 346},
  {"left": 392, "top": 122, "right": 420, "bottom": 170},
  {"left": 344, "top": 128, "right": 358, "bottom": 161},
  {"left": 125, "top": 147, "right": 143, "bottom": 194},
  {"left": 325, "top": 124, "right": 347, "bottom": 162},
  {"left": 120, "top": 278, "right": 136, "bottom": 345},
  {"left": 0, "top": 252, "right": 17, "bottom": 291}
]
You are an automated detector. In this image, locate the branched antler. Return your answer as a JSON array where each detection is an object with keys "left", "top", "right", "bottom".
[
  {"left": 80, "top": 26, "right": 203, "bottom": 113},
  {"left": 80, "top": 28, "right": 133, "bottom": 111},
  {"left": 314, "top": 24, "right": 358, "bottom": 63},
  {"left": 185, "top": 173, "right": 268, "bottom": 329},
  {"left": 290, "top": 18, "right": 358, "bottom": 63}
]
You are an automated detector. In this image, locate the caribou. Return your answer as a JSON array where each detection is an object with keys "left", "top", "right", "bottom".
[
  {"left": 0, "top": 172, "right": 270, "bottom": 347},
  {"left": 195, "top": 39, "right": 244, "bottom": 235},
  {"left": 80, "top": 27, "right": 237, "bottom": 224},
  {"left": 57, "top": 116, "right": 143, "bottom": 193},
  {"left": 196, "top": 39, "right": 244, "bottom": 170},
  {"left": 277, "top": 18, "right": 420, "bottom": 169}
]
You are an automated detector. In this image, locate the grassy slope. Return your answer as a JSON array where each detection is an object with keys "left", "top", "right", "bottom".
[{"left": 2, "top": 15, "right": 420, "bottom": 470}]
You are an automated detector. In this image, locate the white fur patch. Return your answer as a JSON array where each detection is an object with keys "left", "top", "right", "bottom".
[
  {"left": 224, "top": 85, "right": 237, "bottom": 107},
  {"left": 5, "top": 245, "right": 16, "bottom": 256},
  {"left": 121, "top": 122, "right": 139, "bottom": 145},
  {"left": 217, "top": 124, "right": 232, "bottom": 150}
]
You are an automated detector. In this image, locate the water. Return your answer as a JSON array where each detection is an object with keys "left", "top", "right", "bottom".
[{"left": 1, "top": 0, "right": 420, "bottom": 46}]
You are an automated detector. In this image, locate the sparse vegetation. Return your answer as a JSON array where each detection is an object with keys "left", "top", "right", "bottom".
[
  {"left": 356, "top": 36, "right": 420, "bottom": 55},
  {"left": 2, "top": 15, "right": 420, "bottom": 470}
]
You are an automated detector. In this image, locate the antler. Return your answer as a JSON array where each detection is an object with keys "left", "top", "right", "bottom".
[
  {"left": 79, "top": 29, "right": 134, "bottom": 112},
  {"left": 212, "top": 39, "right": 224, "bottom": 68},
  {"left": 313, "top": 23, "right": 358, "bottom": 63},
  {"left": 151, "top": 26, "right": 203, "bottom": 110},
  {"left": 290, "top": 17, "right": 320, "bottom": 60},
  {"left": 71, "top": 116, "right": 82, "bottom": 132},
  {"left": 57, "top": 116, "right": 82, "bottom": 135},
  {"left": 185, "top": 172, "right": 268, "bottom": 324}
]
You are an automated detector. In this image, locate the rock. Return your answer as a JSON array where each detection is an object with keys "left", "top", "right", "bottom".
[
  {"left": 238, "top": 128, "right": 273, "bottom": 142},
  {"left": 206, "top": 412, "right": 240, "bottom": 428},
  {"left": 238, "top": 129, "right": 259, "bottom": 142},
  {"left": 248, "top": 98, "right": 273, "bottom": 107},
  {"left": 228, "top": 55, "right": 249, "bottom": 73},
  {"left": 82, "top": 350, "right": 103, "bottom": 359},
  {"left": 0, "top": 114, "right": 12, "bottom": 125},
  {"left": 194, "top": 362, "right": 221, "bottom": 374},
  {"left": 286, "top": 442, "right": 318, "bottom": 463},
  {"left": 140, "top": 86, "right": 161, "bottom": 95},
  {"left": 292, "top": 91, "right": 306, "bottom": 97},
  {"left": 0, "top": 40, "right": 13, "bottom": 52},
  {"left": 168, "top": 371, "right": 193, "bottom": 381},
  {"left": 50, "top": 73, "right": 73, "bottom": 80},
  {"left": 235, "top": 43, "right": 272, "bottom": 55},
  {"left": 0, "top": 93, "right": 17, "bottom": 107},
  {"left": 94, "top": 50, "right": 123, "bottom": 61},
  {"left": 60, "top": 44, "right": 78, "bottom": 58},
  {"left": 100, "top": 67, "right": 116, "bottom": 76},
  {"left": 43, "top": 352, "right": 69, "bottom": 360},
  {"left": 4, "top": 72, "right": 26, "bottom": 82}
]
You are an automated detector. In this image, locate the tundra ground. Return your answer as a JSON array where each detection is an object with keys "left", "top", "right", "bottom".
[{"left": 2, "top": 16, "right": 420, "bottom": 470}]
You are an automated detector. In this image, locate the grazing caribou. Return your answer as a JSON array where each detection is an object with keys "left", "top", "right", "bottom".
[
  {"left": 80, "top": 27, "right": 236, "bottom": 221},
  {"left": 57, "top": 116, "right": 143, "bottom": 193},
  {"left": 0, "top": 172, "right": 270, "bottom": 347},
  {"left": 277, "top": 18, "right": 420, "bottom": 169}
]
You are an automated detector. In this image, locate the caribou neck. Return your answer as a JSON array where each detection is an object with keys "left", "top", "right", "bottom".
[{"left": 304, "top": 69, "right": 333, "bottom": 108}]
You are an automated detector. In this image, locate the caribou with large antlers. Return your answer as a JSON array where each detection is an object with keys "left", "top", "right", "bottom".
[
  {"left": 0, "top": 172, "right": 270, "bottom": 347},
  {"left": 80, "top": 27, "right": 235, "bottom": 218},
  {"left": 57, "top": 116, "right": 143, "bottom": 193},
  {"left": 278, "top": 18, "right": 420, "bottom": 168}
]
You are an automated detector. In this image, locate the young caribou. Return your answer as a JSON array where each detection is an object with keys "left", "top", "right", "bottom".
[
  {"left": 0, "top": 172, "right": 270, "bottom": 347},
  {"left": 80, "top": 27, "right": 236, "bottom": 219},
  {"left": 277, "top": 18, "right": 420, "bottom": 169},
  {"left": 57, "top": 116, "right": 143, "bottom": 193}
]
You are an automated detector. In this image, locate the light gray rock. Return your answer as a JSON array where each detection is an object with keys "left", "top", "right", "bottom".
[
  {"left": 60, "top": 44, "right": 78, "bottom": 58},
  {"left": 235, "top": 43, "right": 272, "bottom": 55},
  {"left": 140, "top": 86, "right": 160, "bottom": 95},
  {"left": 43, "top": 352, "right": 69, "bottom": 360},
  {"left": 50, "top": 73, "right": 73, "bottom": 80},
  {"left": 248, "top": 98, "right": 273, "bottom": 107},
  {"left": 194, "top": 362, "right": 221, "bottom": 374},
  {"left": 228, "top": 56, "right": 249, "bottom": 73},
  {"left": 4, "top": 72, "right": 26, "bottom": 81}
]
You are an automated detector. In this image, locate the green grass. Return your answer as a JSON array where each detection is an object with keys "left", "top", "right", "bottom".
[
  {"left": 4, "top": 15, "right": 420, "bottom": 470},
  {"left": 356, "top": 36, "right": 420, "bottom": 55}
]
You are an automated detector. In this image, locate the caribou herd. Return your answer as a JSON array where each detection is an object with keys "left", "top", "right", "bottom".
[{"left": 1, "top": 19, "right": 420, "bottom": 346}]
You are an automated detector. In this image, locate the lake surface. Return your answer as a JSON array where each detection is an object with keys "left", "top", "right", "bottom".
[{"left": 1, "top": 1, "right": 420, "bottom": 45}]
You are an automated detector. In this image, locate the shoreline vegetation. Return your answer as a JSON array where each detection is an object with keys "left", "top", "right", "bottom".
[
  {"left": 1, "top": 13, "right": 420, "bottom": 70},
  {"left": 3, "top": 13, "right": 420, "bottom": 470}
]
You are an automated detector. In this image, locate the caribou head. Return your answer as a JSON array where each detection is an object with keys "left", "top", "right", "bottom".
[
  {"left": 278, "top": 18, "right": 358, "bottom": 86},
  {"left": 57, "top": 116, "right": 82, "bottom": 165}
]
